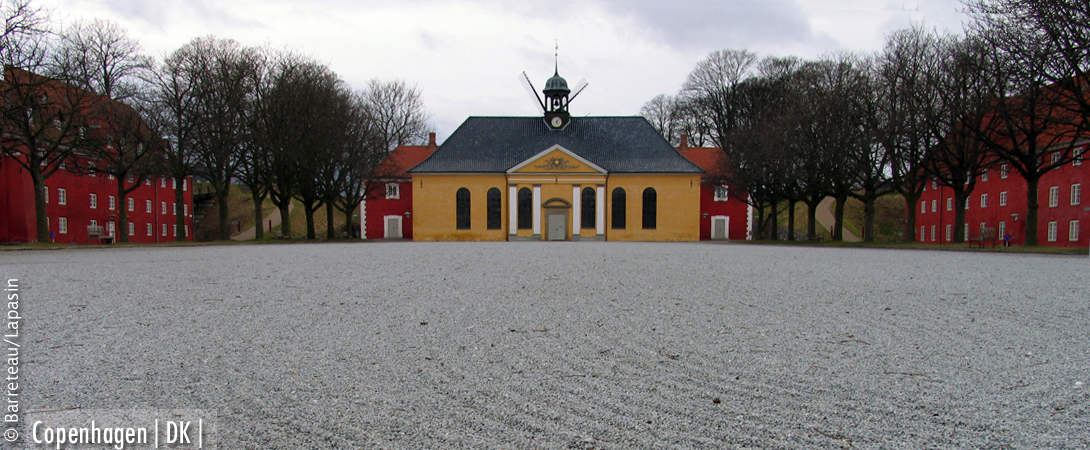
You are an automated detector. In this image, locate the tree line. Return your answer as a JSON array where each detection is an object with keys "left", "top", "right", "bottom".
[
  {"left": 1, "top": 0, "right": 431, "bottom": 243},
  {"left": 642, "top": 0, "right": 1089, "bottom": 246}
]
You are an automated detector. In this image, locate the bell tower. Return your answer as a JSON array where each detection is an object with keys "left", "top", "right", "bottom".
[{"left": 543, "top": 65, "right": 571, "bottom": 130}]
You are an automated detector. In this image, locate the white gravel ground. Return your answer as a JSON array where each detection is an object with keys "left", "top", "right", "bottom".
[{"left": 2, "top": 242, "right": 1088, "bottom": 449}]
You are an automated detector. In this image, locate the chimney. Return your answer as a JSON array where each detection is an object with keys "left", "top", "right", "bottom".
[
  {"left": 427, "top": 132, "right": 437, "bottom": 150},
  {"left": 679, "top": 134, "right": 689, "bottom": 151}
]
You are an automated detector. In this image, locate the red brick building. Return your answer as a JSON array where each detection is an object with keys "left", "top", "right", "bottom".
[
  {"left": 361, "top": 134, "right": 436, "bottom": 239},
  {"left": 677, "top": 137, "right": 752, "bottom": 241},
  {"left": 916, "top": 143, "right": 1086, "bottom": 247},
  {"left": 1, "top": 67, "right": 194, "bottom": 244},
  {"left": 1, "top": 155, "right": 194, "bottom": 244}
]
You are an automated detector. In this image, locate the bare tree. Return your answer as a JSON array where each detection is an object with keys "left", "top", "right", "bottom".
[
  {"left": 0, "top": 0, "right": 49, "bottom": 69},
  {"left": 873, "top": 24, "right": 946, "bottom": 242},
  {"left": 680, "top": 49, "right": 759, "bottom": 152},
  {"left": 363, "top": 78, "right": 431, "bottom": 153},
  {"left": 177, "top": 36, "right": 262, "bottom": 240},
  {"left": 52, "top": 18, "right": 150, "bottom": 101},
  {"left": 639, "top": 94, "right": 681, "bottom": 145}
]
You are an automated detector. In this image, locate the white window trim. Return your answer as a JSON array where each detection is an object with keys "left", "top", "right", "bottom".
[
  {"left": 1047, "top": 221, "right": 1058, "bottom": 242},
  {"left": 713, "top": 185, "right": 729, "bottom": 202},
  {"left": 58, "top": 217, "right": 68, "bottom": 234},
  {"left": 1071, "top": 184, "right": 1081, "bottom": 206},
  {"left": 1000, "top": 191, "right": 1007, "bottom": 207},
  {"left": 1049, "top": 186, "right": 1059, "bottom": 208},
  {"left": 980, "top": 193, "right": 987, "bottom": 208},
  {"left": 1070, "top": 220, "right": 1080, "bottom": 242},
  {"left": 90, "top": 193, "right": 97, "bottom": 209},
  {"left": 58, "top": 188, "right": 66, "bottom": 205},
  {"left": 385, "top": 182, "right": 400, "bottom": 200}
]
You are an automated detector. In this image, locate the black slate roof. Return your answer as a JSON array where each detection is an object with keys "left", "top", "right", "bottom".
[{"left": 409, "top": 116, "right": 703, "bottom": 173}]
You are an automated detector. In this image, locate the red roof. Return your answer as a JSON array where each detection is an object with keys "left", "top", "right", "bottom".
[
  {"left": 678, "top": 147, "right": 727, "bottom": 178},
  {"left": 377, "top": 145, "right": 435, "bottom": 179}
]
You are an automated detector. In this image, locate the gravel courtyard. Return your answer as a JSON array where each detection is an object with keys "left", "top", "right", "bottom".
[{"left": 2, "top": 242, "right": 1088, "bottom": 449}]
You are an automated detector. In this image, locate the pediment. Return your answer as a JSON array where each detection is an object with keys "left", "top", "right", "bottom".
[{"left": 508, "top": 145, "right": 607, "bottom": 174}]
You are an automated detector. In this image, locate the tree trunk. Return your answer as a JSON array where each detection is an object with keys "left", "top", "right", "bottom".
[
  {"left": 903, "top": 191, "right": 921, "bottom": 242},
  {"left": 342, "top": 201, "right": 358, "bottom": 239},
  {"left": 175, "top": 181, "right": 187, "bottom": 242},
  {"left": 116, "top": 177, "right": 129, "bottom": 243},
  {"left": 862, "top": 193, "right": 876, "bottom": 242},
  {"left": 217, "top": 189, "right": 230, "bottom": 240},
  {"left": 252, "top": 194, "right": 265, "bottom": 240},
  {"left": 325, "top": 203, "right": 336, "bottom": 239},
  {"left": 832, "top": 194, "right": 847, "bottom": 242},
  {"left": 769, "top": 201, "right": 778, "bottom": 241},
  {"left": 304, "top": 201, "right": 317, "bottom": 240},
  {"left": 752, "top": 204, "right": 764, "bottom": 240},
  {"left": 278, "top": 202, "right": 291, "bottom": 238},
  {"left": 953, "top": 189, "right": 967, "bottom": 244},
  {"left": 31, "top": 164, "right": 48, "bottom": 242},
  {"left": 1024, "top": 175, "right": 1040, "bottom": 246},
  {"left": 787, "top": 199, "right": 796, "bottom": 241},
  {"left": 806, "top": 199, "right": 819, "bottom": 240}
]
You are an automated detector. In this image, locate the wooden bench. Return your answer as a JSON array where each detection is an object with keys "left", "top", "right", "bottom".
[
  {"left": 968, "top": 227, "right": 997, "bottom": 248},
  {"left": 87, "top": 225, "right": 113, "bottom": 244}
]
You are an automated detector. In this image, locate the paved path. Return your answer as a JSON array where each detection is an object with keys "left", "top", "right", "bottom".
[
  {"left": 817, "top": 196, "right": 862, "bottom": 242},
  {"left": 232, "top": 202, "right": 292, "bottom": 240}
]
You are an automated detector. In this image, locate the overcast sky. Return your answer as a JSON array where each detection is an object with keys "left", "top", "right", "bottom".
[{"left": 41, "top": 0, "right": 970, "bottom": 141}]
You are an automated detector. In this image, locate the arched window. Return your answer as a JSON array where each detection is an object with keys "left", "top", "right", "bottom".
[
  {"left": 642, "top": 187, "right": 656, "bottom": 229},
  {"left": 456, "top": 188, "right": 471, "bottom": 230},
  {"left": 581, "top": 187, "right": 596, "bottom": 229},
  {"left": 611, "top": 187, "right": 626, "bottom": 229},
  {"left": 517, "top": 187, "right": 532, "bottom": 229},
  {"left": 486, "top": 188, "right": 501, "bottom": 230}
]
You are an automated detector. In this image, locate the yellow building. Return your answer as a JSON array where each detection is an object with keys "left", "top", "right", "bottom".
[{"left": 409, "top": 71, "right": 702, "bottom": 241}]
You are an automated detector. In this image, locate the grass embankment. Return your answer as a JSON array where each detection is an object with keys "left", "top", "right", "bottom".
[{"left": 267, "top": 198, "right": 351, "bottom": 240}]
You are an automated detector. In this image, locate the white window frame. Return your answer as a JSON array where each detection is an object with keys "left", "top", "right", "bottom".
[
  {"left": 173, "top": 224, "right": 177, "bottom": 237},
  {"left": 931, "top": 199, "right": 937, "bottom": 213},
  {"left": 161, "top": 223, "right": 167, "bottom": 237},
  {"left": 172, "top": 179, "right": 177, "bottom": 189},
  {"left": 1051, "top": 152, "right": 1061, "bottom": 164},
  {"left": 385, "top": 182, "right": 400, "bottom": 200},
  {"left": 1000, "top": 164, "right": 1009, "bottom": 179},
  {"left": 980, "top": 193, "right": 988, "bottom": 208},
  {"left": 1000, "top": 191, "right": 1007, "bottom": 207},
  {"left": 964, "top": 223, "right": 969, "bottom": 240},
  {"left": 44, "top": 187, "right": 48, "bottom": 204},
  {"left": 1049, "top": 186, "right": 1059, "bottom": 207},
  {"left": 58, "top": 217, "right": 67, "bottom": 234},
  {"left": 920, "top": 226, "right": 925, "bottom": 242},
  {"left": 108, "top": 195, "right": 116, "bottom": 211},
  {"left": 146, "top": 200, "right": 152, "bottom": 213},
  {"left": 931, "top": 180, "right": 937, "bottom": 190},
  {"left": 930, "top": 225, "right": 936, "bottom": 242},
  {"left": 128, "top": 197, "right": 134, "bottom": 212},
  {"left": 172, "top": 202, "right": 177, "bottom": 216},
  {"left": 965, "top": 197, "right": 970, "bottom": 210},
  {"left": 1047, "top": 221, "right": 1057, "bottom": 242},
  {"left": 146, "top": 223, "right": 153, "bottom": 237},
  {"left": 161, "top": 201, "right": 167, "bottom": 215},
  {"left": 981, "top": 170, "right": 988, "bottom": 182},
  {"left": 128, "top": 221, "right": 134, "bottom": 236},
  {"left": 183, "top": 179, "right": 188, "bottom": 191},
  {"left": 58, "top": 188, "right": 66, "bottom": 205},
  {"left": 89, "top": 219, "right": 98, "bottom": 228},
  {"left": 1070, "top": 220, "right": 1080, "bottom": 242},
  {"left": 945, "top": 224, "right": 952, "bottom": 241},
  {"left": 160, "top": 178, "right": 166, "bottom": 188},
  {"left": 921, "top": 201, "right": 927, "bottom": 214},
  {"left": 998, "top": 221, "right": 1006, "bottom": 239},
  {"left": 1071, "top": 184, "right": 1081, "bottom": 206},
  {"left": 1074, "top": 147, "right": 1084, "bottom": 166},
  {"left": 946, "top": 198, "right": 952, "bottom": 211},
  {"left": 713, "top": 185, "right": 729, "bottom": 202},
  {"left": 90, "top": 193, "right": 97, "bottom": 209}
]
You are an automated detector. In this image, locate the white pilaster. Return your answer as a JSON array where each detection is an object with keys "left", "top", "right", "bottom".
[
  {"left": 596, "top": 185, "right": 605, "bottom": 235},
  {"left": 532, "top": 185, "right": 541, "bottom": 235},
  {"left": 572, "top": 185, "right": 581, "bottom": 231},
  {"left": 508, "top": 185, "right": 517, "bottom": 235}
]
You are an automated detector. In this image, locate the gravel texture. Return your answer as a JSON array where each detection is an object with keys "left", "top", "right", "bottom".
[{"left": 2, "top": 242, "right": 1089, "bottom": 449}]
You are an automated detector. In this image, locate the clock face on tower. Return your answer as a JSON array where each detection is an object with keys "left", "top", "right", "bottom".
[{"left": 551, "top": 116, "right": 563, "bottom": 128}]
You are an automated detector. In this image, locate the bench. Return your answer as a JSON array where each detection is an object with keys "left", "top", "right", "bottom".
[
  {"left": 87, "top": 225, "right": 113, "bottom": 244},
  {"left": 968, "top": 227, "right": 997, "bottom": 248}
]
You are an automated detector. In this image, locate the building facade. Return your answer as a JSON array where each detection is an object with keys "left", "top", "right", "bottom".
[
  {"left": 1, "top": 66, "right": 194, "bottom": 244},
  {"left": 361, "top": 135, "right": 436, "bottom": 240},
  {"left": 677, "top": 139, "right": 752, "bottom": 240},
  {"left": 915, "top": 143, "right": 1087, "bottom": 247},
  {"left": 1, "top": 155, "right": 195, "bottom": 244}
]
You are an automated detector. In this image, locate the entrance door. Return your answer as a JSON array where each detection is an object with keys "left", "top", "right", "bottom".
[
  {"left": 385, "top": 216, "right": 402, "bottom": 239},
  {"left": 548, "top": 213, "right": 567, "bottom": 241},
  {"left": 711, "top": 216, "right": 729, "bottom": 240}
]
